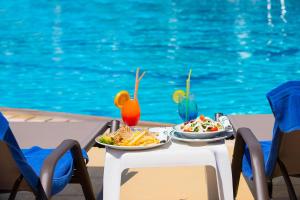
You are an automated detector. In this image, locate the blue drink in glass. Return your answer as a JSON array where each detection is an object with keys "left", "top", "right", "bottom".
[{"left": 178, "top": 96, "right": 198, "bottom": 122}]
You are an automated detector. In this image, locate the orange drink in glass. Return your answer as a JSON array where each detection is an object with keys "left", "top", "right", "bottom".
[
  {"left": 114, "top": 68, "right": 145, "bottom": 127},
  {"left": 121, "top": 99, "right": 140, "bottom": 126}
]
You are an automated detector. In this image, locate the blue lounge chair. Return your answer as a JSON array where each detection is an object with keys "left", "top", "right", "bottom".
[
  {"left": 0, "top": 112, "right": 95, "bottom": 199},
  {"left": 231, "top": 81, "right": 300, "bottom": 200}
]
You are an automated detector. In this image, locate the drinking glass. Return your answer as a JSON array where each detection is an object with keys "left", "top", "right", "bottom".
[
  {"left": 121, "top": 99, "right": 140, "bottom": 126},
  {"left": 178, "top": 96, "right": 198, "bottom": 122}
]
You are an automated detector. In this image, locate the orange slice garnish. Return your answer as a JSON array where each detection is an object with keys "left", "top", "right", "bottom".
[{"left": 114, "top": 90, "right": 130, "bottom": 109}]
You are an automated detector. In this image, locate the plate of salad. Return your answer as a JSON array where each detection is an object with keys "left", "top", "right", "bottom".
[{"left": 173, "top": 115, "right": 225, "bottom": 139}]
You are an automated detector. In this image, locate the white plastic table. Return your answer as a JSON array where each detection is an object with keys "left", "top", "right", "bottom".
[{"left": 103, "top": 140, "right": 233, "bottom": 200}]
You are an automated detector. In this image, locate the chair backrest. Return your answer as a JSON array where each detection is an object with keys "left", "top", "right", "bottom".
[
  {"left": 272, "top": 130, "right": 300, "bottom": 177},
  {"left": 0, "top": 113, "right": 39, "bottom": 192},
  {"left": 0, "top": 141, "right": 31, "bottom": 191},
  {"left": 266, "top": 81, "right": 300, "bottom": 178}
]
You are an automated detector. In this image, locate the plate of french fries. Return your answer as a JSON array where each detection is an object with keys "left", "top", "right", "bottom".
[{"left": 96, "top": 126, "right": 171, "bottom": 150}]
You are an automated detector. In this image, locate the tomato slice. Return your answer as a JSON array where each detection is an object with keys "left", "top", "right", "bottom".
[
  {"left": 199, "top": 115, "right": 205, "bottom": 121},
  {"left": 210, "top": 127, "right": 218, "bottom": 131}
]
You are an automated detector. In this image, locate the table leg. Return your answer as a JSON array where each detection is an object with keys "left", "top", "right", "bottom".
[
  {"left": 214, "top": 145, "right": 234, "bottom": 200},
  {"left": 103, "top": 153, "right": 122, "bottom": 200}
]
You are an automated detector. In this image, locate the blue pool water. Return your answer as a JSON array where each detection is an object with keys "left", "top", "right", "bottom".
[{"left": 0, "top": 0, "right": 300, "bottom": 123}]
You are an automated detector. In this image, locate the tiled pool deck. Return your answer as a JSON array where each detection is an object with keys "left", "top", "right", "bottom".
[{"left": 0, "top": 107, "right": 298, "bottom": 200}]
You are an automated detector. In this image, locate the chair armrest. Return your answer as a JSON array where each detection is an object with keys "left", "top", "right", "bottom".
[
  {"left": 40, "top": 139, "right": 84, "bottom": 198},
  {"left": 232, "top": 127, "right": 269, "bottom": 200}
]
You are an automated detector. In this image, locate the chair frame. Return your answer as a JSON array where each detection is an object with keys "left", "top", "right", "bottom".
[
  {"left": 0, "top": 120, "right": 120, "bottom": 200},
  {"left": 1, "top": 139, "right": 94, "bottom": 200},
  {"left": 232, "top": 127, "right": 299, "bottom": 200}
]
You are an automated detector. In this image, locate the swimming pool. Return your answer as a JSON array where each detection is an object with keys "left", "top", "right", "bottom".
[{"left": 0, "top": 0, "right": 300, "bottom": 123}]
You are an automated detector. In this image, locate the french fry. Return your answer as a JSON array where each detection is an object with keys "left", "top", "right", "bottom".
[{"left": 128, "top": 131, "right": 146, "bottom": 146}]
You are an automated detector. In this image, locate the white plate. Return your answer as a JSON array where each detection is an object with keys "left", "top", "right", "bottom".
[
  {"left": 171, "top": 131, "right": 229, "bottom": 143},
  {"left": 95, "top": 127, "right": 172, "bottom": 150},
  {"left": 174, "top": 124, "right": 225, "bottom": 139}
]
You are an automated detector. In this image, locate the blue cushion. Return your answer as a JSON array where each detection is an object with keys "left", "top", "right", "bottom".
[
  {"left": 265, "top": 81, "right": 300, "bottom": 177},
  {"left": 242, "top": 141, "right": 272, "bottom": 180},
  {"left": 22, "top": 146, "right": 88, "bottom": 195},
  {"left": 22, "top": 147, "right": 73, "bottom": 194}
]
